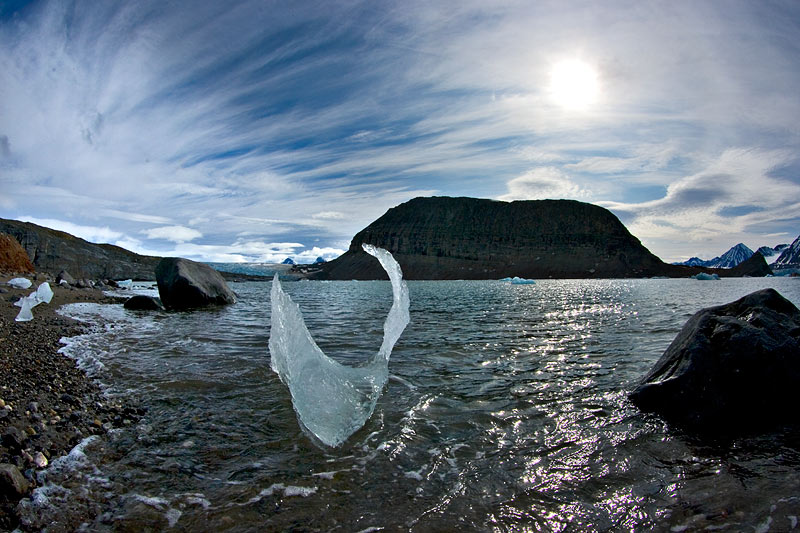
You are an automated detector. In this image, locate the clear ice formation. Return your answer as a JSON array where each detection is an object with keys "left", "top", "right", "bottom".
[
  {"left": 8, "top": 278, "right": 32, "bottom": 289},
  {"left": 14, "top": 282, "right": 54, "bottom": 322},
  {"left": 269, "top": 244, "right": 410, "bottom": 447}
]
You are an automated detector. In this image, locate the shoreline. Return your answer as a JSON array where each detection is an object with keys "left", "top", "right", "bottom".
[{"left": 0, "top": 277, "right": 143, "bottom": 531}]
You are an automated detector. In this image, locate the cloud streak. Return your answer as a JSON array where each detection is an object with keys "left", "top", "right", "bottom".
[{"left": 1, "top": 0, "right": 799, "bottom": 262}]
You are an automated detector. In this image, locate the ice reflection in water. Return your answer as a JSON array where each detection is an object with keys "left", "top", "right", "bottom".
[{"left": 24, "top": 278, "right": 800, "bottom": 531}]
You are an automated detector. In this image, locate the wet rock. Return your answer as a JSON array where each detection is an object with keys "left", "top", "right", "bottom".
[
  {"left": 155, "top": 257, "right": 236, "bottom": 310},
  {"left": 630, "top": 288, "right": 800, "bottom": 433},
  {"left": 0, "top": 463, "right": 30, "bottom": 498},
  {"left": 123, "top": 295, "right": 165, "bottom": 311}
]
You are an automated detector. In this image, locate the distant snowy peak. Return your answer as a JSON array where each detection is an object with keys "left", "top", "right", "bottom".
[
  {"left": 774, "top": 235, "right": 800, "bottom": 267},
  {"left": 711, "top": 243, "right": 754, "bottom": 268},
  {"left": 282, "top": 257, "right": 295, "bottom": 265},
  {"left": 675, "top": 243, "right": 754, "bottom": 268}
]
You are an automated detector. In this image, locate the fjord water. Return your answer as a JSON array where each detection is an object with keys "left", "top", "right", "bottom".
[{"left": 28, "top": 278, "right": 800, "bottom": 531}]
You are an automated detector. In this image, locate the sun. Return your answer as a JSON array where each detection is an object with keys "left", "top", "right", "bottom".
[{"left": 549, "top": 59, "right": 600, "bottom": 110}]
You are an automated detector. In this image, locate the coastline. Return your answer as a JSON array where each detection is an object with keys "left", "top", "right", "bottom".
[{"left": 0, "top": 278, "right": 143, "bottom": 530}]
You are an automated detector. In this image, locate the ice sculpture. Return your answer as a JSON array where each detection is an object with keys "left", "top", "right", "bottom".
[{"left": 269, "top": 244, "right": 410, "bottom": 447}]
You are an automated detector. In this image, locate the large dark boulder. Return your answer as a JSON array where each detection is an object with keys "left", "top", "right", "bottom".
[
  {"left": 155, "top": 258, "right": 236, "bottom": 310},
  {"left": 630, "top": 288, "right": 800, "bottom": 433}
]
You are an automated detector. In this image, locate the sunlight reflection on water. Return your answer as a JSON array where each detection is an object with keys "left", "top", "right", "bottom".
[{"left": 31, "top": 277, "right": 800, "bottom": 531}]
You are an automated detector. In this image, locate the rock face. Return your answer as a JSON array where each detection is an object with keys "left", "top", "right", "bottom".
[
  {"left": 320, "top": 197, "right": 677, "bottom": 280},
  {"left": 155, "top": 257, "right": 236, "bottom": 310},
  {"left": 0, "top": 218, "right": 161, "bottom": 280},
  {"left": 0, "top": 234, "right": 34, "bottom": 274},
  {"left": 629, "top": 288, "right": 800, "bottom": 433}
]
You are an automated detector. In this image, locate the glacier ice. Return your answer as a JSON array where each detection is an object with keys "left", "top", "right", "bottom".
[
  {"left": 14, "top": 282, "right": 54, "bottom": 322},
  {"left": 501, "top": 276, "right": 536, "bottom": 285},
  {"left": 692, "top": 272, "right": 720, "bottom": 281},
  {"left": 8, "top": 277, "right": 32, "bottom": 289},
  {"left": 268, "top": 244, "right": 410, "bottom": 447}
]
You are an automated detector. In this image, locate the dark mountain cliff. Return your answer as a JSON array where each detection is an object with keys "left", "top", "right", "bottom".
[
  {"left": 320, "top": 197, "right": 685, "bottom": 280},
  {"left": 0, "top": 218, "right": 161, "bottom": 280}
]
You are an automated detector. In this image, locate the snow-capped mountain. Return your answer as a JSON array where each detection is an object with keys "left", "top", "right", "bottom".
[
  {"left": 674, "top": 243, "right": 754, "bottom": 268},
  {"left": 711, "top": 243, "right": 756, "bottom": 268},
  {"left": 773, "top": 235, "right": 800, "bottom": 267},
  {"left": 675, "top": 240, "right": 795, "bottom": 269},
  {"left": 757, "top": 244, "right": 789, "bottom": 265}
]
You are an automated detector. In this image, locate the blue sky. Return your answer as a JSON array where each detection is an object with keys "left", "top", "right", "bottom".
[{"left": 2, "top": 0, "right": 799, "bottom": 263}]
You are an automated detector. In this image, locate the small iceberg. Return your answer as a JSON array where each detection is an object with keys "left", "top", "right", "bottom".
[
  {"left": 501, "top": 276, "right": 536, "bottom": 285},
  {"left": 269, "top": 244, "right": 410, "bottom": 447},
  {"left": 692, "top": 273, "right": 720, "bottom": 281}
]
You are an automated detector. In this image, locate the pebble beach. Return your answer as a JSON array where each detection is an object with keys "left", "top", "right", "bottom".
[{"left": 0, "top": 276, "right": 143, "bottom": 531}]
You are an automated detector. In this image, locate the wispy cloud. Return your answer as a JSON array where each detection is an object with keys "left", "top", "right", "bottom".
[{"left": 1, "top": 0, "right": 799, "bottom": 262}]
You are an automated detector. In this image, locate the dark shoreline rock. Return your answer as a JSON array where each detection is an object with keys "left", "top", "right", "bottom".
[
  {"left": 629, "top": 288, "right": 800, "bottom": 434},
  {"left": 155, "top": 257, "right": 236, "bottom": 310}
]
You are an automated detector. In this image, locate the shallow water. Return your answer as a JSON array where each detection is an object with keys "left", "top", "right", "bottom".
[{"left": 23, "top": 278, "right": 800, "bottom": 532}]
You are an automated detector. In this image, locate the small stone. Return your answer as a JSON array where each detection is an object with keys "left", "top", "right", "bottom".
[
  {"left": 33, "top": 452, "right": 48, "bottom": 469},
  {"left": 24, "top": 427, "right": 36, "bottom": 437},
  {"left": 0, "top": 398, "right": 5, "bottom": 408}
]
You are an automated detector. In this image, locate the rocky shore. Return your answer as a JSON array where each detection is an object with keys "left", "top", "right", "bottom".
[{"left": 0, "top": 276, "right": 143, "bottom": 531}]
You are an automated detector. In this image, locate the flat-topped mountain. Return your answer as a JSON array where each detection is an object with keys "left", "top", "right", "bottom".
[{"left": 319, "top": 197, "right": 685, "bottom": 280}]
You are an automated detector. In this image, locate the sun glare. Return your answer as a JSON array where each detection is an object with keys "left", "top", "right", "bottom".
[{"left": 549, "top": 59, "right": 599, "bottom": 110}]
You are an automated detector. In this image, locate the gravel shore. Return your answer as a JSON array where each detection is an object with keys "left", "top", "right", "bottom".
[{"left": 0, "top": 276, "right": 143, "bottom": 531}]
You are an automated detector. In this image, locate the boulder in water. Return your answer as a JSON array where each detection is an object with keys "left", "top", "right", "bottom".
[
  {"left": 124, "top": 295, "right": 165, "bottom": 311},
  {"left": 629, "top": 288, "right": 800, "bottom": 433},
  {"left": 155, "top": 257, "right": 236, "bottom": 310}
]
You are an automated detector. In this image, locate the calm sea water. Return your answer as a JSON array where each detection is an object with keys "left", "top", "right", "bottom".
[{"left": 22, "top": 278, "right": 800, "bottom": 532}]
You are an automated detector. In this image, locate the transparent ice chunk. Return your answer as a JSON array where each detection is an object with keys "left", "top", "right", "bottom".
[
  {"left": 15, "top": 296, "right": 34, "bottom": 322},
  {"left": 35, "top": 282, "right": 53, "bottom": 304},
  {"left": 8, "top": 277, "right": 32, "bottom": 289},
  {"left": 268, "top": 244, "right": 410, "bottom": 447}
]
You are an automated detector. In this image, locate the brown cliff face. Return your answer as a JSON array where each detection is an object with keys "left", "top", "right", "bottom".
[
  {"left": 0, "top": 233, "right": 35, "bottom": 274},
  {"left": 321, "top": 197, "right": 673, "bottom": 280},
  {"left": 0, "top": 218, "right": 161, "bottom": 280}
]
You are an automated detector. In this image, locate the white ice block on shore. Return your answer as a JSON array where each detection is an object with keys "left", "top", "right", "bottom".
[{"left": 8, "top": 277, "right": 32, "bottom": 289}]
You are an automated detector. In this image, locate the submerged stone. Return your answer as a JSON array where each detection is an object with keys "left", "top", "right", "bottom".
[
  {"left": 124, "top": 295, "right": 165, "bottom": 311},
  {"left": 630, "top": 288, "right": 800, "bottom": 433}
]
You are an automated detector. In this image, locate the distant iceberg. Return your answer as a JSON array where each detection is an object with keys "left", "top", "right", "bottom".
[
  {"left": 268, "top": 244, "right": 410, "bottom": 447},
  {"left": 501, "top": 276, "right": 536, "bottom": 285},
  {"left": 692, "top": 272, "right": 720, "bottom": 281}
]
